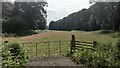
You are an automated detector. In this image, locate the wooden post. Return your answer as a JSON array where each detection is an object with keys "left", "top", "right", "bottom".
[
  {"left": 93, "top": 41, "right": 96, "bottom": 48},
  {"left": 70, "top": 35, "right": 75, "bottom": 54},
  {"left": 36, "top": 43, "right": 38, "bottom": 57},
  {"left": 48, "top": 42, "right": 50, "bottom": 57},
  {"left": 59, "top": 41, "right": 62, "bottom": 55}
]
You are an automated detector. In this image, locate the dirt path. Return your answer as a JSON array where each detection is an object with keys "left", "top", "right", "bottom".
[{"left": 28, "top": 56, "right": 82, "bottom": 66}]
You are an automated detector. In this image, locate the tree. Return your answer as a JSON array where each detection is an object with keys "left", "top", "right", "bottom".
[
  {"left": 49, "top": 2, "right": 120, "bottom": 31},
  {"left": 2, "top": 2, "right": 48, "bottom": 34},
  {"left": 2, "top": 2, "right": 14, "bottom": 19},
  {"left": 49, "top": 9, "right": 92, "bottom": 31},
  {"left": 13, "top": 2, "right": 47, "bottom": 30},
  {"left": 106, "top": 2, "right": 120, "bottom": 31},
  {"left": 49, "top": 21, "right": 56, "bottom": 30}
]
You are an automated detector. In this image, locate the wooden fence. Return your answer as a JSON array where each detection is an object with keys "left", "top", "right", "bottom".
[
  {"left": 70, "top": 35, "right": 96, "bottom": 54},
  {"left": 3, "top": 35, "right": 96, "bottom": 57}
]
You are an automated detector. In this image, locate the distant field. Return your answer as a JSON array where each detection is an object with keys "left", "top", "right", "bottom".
[
  {"left": 2, "top": 30, "right": 118, "bottom": 44},
  {"left": 2, "top": 30, "right": 118, "bottom": 57}
]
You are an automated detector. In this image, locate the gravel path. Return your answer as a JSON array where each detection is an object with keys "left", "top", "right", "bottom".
[{"left": 27, "top": 56, "right": 82, "bottom": 66}]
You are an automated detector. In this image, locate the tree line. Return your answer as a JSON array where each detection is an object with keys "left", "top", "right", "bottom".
[
  {"left": 49, "top": 2, "right": 120, "bottom": 31},
  {"left": 2, "top": 1, "right": 47, "bottom": 35}
]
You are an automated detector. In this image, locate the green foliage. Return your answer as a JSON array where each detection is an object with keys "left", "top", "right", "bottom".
[
  {"left": 2, "top": 2, "right": 14, "bottom": 19},
  {"left": 2, "top": 33, "right": 18, "bottom": 37},
  {"left": 2, "top": 30, "right": 49, "bottom": 37},
  {"left": 71, "top": 49, "right": 93, "bottom": 64},
  {"left": 49, "top": 9, "right": 92, "bottom": 31},
  {"left": 70, "top": 42, "right": 120, "bottom": 67},
  {"left": 91, "top": 43, "right": 119, "bottom": 67},
  {"left": 17, "top": 30, "right": 49, "bottom": 36},
  {"left": 110, "top": 32, "right": 120, "bottom": 38},
  {"left": 116, "top": 36, "right": 120, "bottom": 60},
  {"left": 2, "top": 30, "right": 38, "bottom": 37},
  {"left": 99, "top": 30, "right": 111, "bottom": 34},
  {"left": 2, "top": 43, "right": 29, "bottom": 68},
  {"left": 49, "top": 2, "right": 120, "bottom": 31},
  {"left": 2, "top": 2, "right": 47, "bottom": 35},
  {"left": 16, "top": 30, "right": 37, "bottom": 36},
  {"left": 2, "top": 17, "right": 27, "bottom": 33}
]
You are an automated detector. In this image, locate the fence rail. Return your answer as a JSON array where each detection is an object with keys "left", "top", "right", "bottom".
[
  {"left": 21, "top": 35, "right": 96, "bottom": 57},
  {"left": 3, "top": 35, "right": 96, "bottom": 57},
  {"left": 70, "top": 35, "right": 96, "bottom": 54},
  {"left": 75, "top": 41, "right": 93, "bottom": 44},
  {"left": 21, "top": 40, "right": 70, "bottom": 44}
]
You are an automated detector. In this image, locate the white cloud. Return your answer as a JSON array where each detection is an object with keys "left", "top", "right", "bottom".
[{"left": 46, "top": 0, "right": 91, "bottom": 25}]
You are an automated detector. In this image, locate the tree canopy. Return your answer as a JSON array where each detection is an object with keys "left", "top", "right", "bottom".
[
  {"left": 2, "top": 2, "right": 47, "bottom": 35},
  {"left": 49, "top": 2, "right": 120, "bottom": 31}
]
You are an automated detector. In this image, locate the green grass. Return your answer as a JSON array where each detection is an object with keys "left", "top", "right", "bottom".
[
  {"left": 23, "top": 41, "right": 71, "bottom": 57},
  {"left": 20, "top": 30, "right": 118, "bottom": 57},
  {"left": 2, "top": 30, "right": 119, "bottom": 67}
]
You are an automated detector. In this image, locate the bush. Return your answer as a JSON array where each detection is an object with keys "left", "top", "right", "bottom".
[
  {"left": 17, "top": 30, "right": 37, "bottom": 36},
  {"left": 116, "top": 36, "right": 120, "bottom": 60},
  {"left": 100, "top": 30, "right": 111, "bottom": 33},
  {"left": 91, "top": 42, "right": 119, "bottom": 67},
  {"left": 71, "top": 48, "right": 93, "bottom": 64},
  {"left": 70, "top": 42, "right": 120, "bottom": 67},
  {"left": 2, "top": 43, "right": 29, "bottom": 68},
  {"left": 111, "top": 32, "right": 120, "bottom": 38},
  {"left": 2, "top": 30, "right": 38, "bottom": 37},
  {"left": 2, "top": 33, "right": 18, "bottom": 37}
]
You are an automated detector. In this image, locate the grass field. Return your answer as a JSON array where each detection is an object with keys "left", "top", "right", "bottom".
[{"left": 2, "top": 30, "right": 119, "bottom": 57}]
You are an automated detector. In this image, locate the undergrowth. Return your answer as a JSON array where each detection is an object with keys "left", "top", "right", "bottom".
[
  {"left": 2, "top": 43, "right": 29, "bottom": 68},
  {"left": 70, "top": 41, "right": 120, "bottom": 67}
]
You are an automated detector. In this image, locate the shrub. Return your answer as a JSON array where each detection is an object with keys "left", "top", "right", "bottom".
[
  {"left": 116, "top": 36, "right": 120, "bottom": 60},
  {"left": 2, "top": 43, "right": 29, "bottom": 68},
  {"left": 100, "top": 30, "right": 111, "bottom": 33},
  {"left": 2, "top": 33, "right": 18, "bottom": 37},
  {"left": 17, "top": 30, "right": 37, "bottom": 36},
  {"left": 91, "top": 42, "right": 119, "bottom": 67},
  {"left": 71, "top": 49, "right": 93, "bottom": 65},
  {"left": 70, "top": 42, "right": 120, "bottom": 67}
]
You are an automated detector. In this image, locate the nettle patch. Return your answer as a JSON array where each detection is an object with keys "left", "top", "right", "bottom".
[{"left": 2, "top": 43, "right": 29, "bottom": 68}]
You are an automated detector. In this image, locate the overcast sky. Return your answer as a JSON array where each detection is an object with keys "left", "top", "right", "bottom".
[
  {"left": 10, "top": 0, "right": 91, "bottom": 25},
  {"left": 45, "top": 0, "right": 91, "bottom": 25}
]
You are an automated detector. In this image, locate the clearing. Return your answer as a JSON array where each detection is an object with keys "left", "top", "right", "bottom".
[
  {"left": 2, "top": 30, "right": 117, "bottom": 44},
  {"left": 2, "top": 30, "right": 118, "bottom": 66}
]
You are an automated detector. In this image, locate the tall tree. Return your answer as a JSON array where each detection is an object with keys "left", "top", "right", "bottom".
[
  {"left": 49, "top": 2, "right": 120, "bottom": 31},
  {"left": 13, "top": 2, "right": 47, "bottom": 30},
  {"left": 2, "top": 1, "right": 47, "bottom": 34},
  {"left": 106, "top": 2, "right": 120, "bottom": 31},
  {"left": 2, "top": 2, "right": 14, "bottom": 19}
]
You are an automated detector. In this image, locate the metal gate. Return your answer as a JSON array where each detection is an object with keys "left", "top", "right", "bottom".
[{"left": 22, "top": 40, "right": 71, "bottom": 57}]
